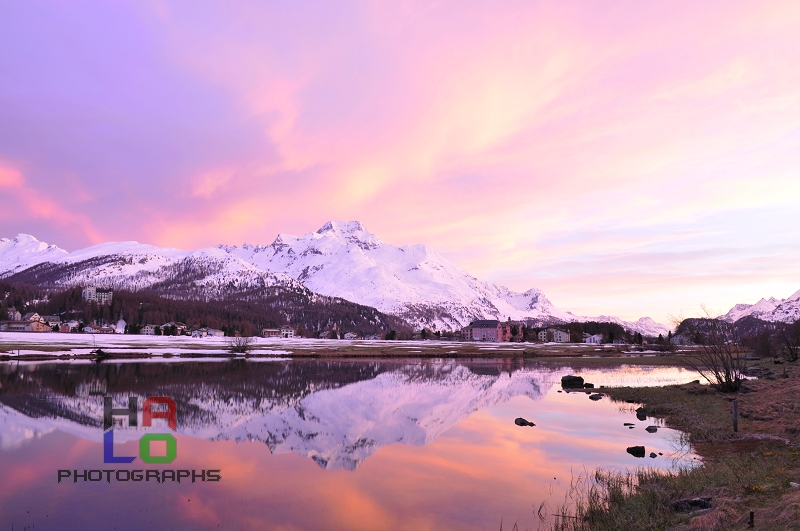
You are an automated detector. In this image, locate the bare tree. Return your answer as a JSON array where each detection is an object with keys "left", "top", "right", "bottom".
[
  {"left": 227, "top": 336, "right": 254, "bottom": 354},
  {"left": 682, "top": 308, "right": 745, "bottom": 392},
  {"left": 777, "top": 320, "right": 800, "bottom": 362}
]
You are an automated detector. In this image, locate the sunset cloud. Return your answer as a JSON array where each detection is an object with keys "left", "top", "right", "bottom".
[{"left": 0, "top": 0, "right": 798, "bottom": 321}]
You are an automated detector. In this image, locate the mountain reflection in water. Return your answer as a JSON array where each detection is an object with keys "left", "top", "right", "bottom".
[{"left": 0, "top": 359, "right": 699, "bottom": 531}]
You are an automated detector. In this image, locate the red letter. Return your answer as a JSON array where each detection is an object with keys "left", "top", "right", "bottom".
[{"left": 142, "top": 397, "right": 177, "bottom": 431}]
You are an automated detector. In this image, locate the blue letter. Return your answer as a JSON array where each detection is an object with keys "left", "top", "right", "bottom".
[{"left": 104, "top": 429, "right": 136, "bottom": 464}]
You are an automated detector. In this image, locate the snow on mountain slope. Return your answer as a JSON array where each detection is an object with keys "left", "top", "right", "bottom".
[
  {"left": 721, "top": 290, "right": 800, "bottom": 324},
  {"left": 0, "top": 224, "right": 670, "bottom": 334},
  {"left": 590, "top": 316, "right": 670, "bottom": 337},
  {"left": 223, "top": 221, "right": 577, "bottom": 330},
  {"left": 0, "top": 235, "right": 303, "bottom": 297},
  {"left": 0, "top": 234, "right": 68, "bottom": 277}
]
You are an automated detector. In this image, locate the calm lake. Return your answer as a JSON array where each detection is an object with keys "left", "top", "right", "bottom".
[{"left": 0, "top": 358, "right": 701, "bottom": 530}]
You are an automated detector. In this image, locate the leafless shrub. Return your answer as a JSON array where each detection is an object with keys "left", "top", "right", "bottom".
[
  {"left": 227, "top": 336, "right": 254, "bottom": 354},
  {"left": 682, "top": 307, "right": 745, "bottom": 392},
  {"left": 777, "top": 320, "right": 800, "bottom": 362}
]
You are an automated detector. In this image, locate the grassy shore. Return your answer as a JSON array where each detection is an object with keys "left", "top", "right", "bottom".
[{"left": 549, "top": 363, "right": 800, "bottom": 530}]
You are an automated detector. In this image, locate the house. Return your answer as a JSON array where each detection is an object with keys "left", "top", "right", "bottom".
[
  {"left": 537, "top": 328, "right": 570, "bottom": 343},
  {"left": 60, "top": 320, "right": 80, "bottom": 333},
  {"left": 207, "top": 328, "right": 225, "bottom": 337},
  {"left": 82, "top": 286, "right": 113, "bottom": 305},
  {"left": 40, "top": 315, "right": 61, "bottom": 328},
  {"left": 192, "top": 328, "right": 208, "bottom": 338},
  {"left": 140, "top": 324, "right": 158, "bottom": 336},
  {"left": 670, "top": 334, "right": 693, "bottom": 346},
  {"left": 83, "top": 325, "right": 97, "bottom": 333},
  {"left": 96, "top": 325, "right": 116, "bottom": 334},
  {"left": 463, "top": 320, "right": 515, "bottom": 342},
  {"left": 6, "top": 308, "right": 21, "bottom": 321},
  {"left": 585, "top": 334, "right": 603, "bottom": 344},
  {"left": 22, "top": 312, "right": 43, "bottom": 323},
  {"left": 343, "top": 332, "right": 359, "bottom": 340},
  {"left": 2, "top": 313, "right": 52, "bottom": 332},
  {"left": 280, "top": 326, "right": 295, "bottom": 338},
  {"left": 29, "top": 320, "right": 49, "bottom": 332},
  {"left": 262, "top": 328, "right": 281, "bottom": 338}
]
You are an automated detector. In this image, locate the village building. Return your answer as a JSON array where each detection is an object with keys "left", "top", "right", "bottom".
[
  {"left": 6, "top": 308, "right": 21, "bottom": 321},
  {"left": 0, "top": 320, "right": 50, "bottom": 332},
  {"left": 82, "top": 286, "right": 113, "bottom": 305},
  {"left": 537, "top": 328, "right": 570, "bottom": 343},
  {"left": 585, "top": 334, "right": 603, "bottom": 344},
  {"left": 207, "top": 328, "right": 225, "bottom": 337},
  {"left": 262, "top": 326, "right": 295, "bottom": 338},
  {"left": 343, "top": 332, "right": 359, "bottom": 340},
  {"left": 40, "top": 315, "right": 61, "bottom": 328},
  {"left": 140, "top": 324, "right": 158, "bottom": 335},
  {"left": 60, "top": 320, "right": 80, "bottom": 333},
  {"left": 463, "top": 320, "right": 514, "bottom": 342},
  {"left": 22, "top": 312, "right": 43, "bottom": 323}
]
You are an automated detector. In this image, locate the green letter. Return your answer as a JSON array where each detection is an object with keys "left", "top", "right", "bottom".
[{"left": 139, "top": 433, "right": 177, "bottom": 464}]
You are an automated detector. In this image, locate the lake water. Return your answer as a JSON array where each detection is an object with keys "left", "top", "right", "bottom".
[{"left": 0, "top": 359, "right": 701, "bottom": 530}]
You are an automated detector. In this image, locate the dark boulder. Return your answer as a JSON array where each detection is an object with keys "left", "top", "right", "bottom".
[
  {"left": 671, "top": 497, "right": 712, "bottom": 513},
  {"left": 514, "top": 417, "right": 535, "bottom": 427},
  {"left": 636, "top": 407, "right": 648, "bottom": 421},
  {"left": 626, "top": 446, "right": 646, "bottom": 458},
  {"left": 645, "top": 426, "right": 658, "bottom": 433},
  {"left": 649, "top": 452, "right": 657, "bottom": 458},
  {"left": 589, "top": 393, "right": 603, "bottom": 401},
  {"left": 583, "top": 383, "right": 594, "bottom": 389},
  {"left": 561, "top": 375, "right": 584, "bottom": 389}
]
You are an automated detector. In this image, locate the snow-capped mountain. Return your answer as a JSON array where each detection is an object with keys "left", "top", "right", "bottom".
[
  {"left": 222, "top": 221, "right": 576, "bottom": 331},
  {"left": 721, "top": 289, "right": 800, "bottom": 324},
  {"left": 0, "top": 234, "right": 68, "bottom": 275},
  {"left": 0, "top": 222, "right": 669, "bottom": 334},
  {"left": 1, "top": 236, "right": 305, "bottom": 298}
]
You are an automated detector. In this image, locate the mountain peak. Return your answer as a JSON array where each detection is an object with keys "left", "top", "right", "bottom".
[
  {"left": 12, "top": 233, "right": 41, "bottom": 244},
  {"left": 315, "top": 221, "right": 382, "bottom": 249},
  {"left": 317, "top": 220, "right": 366, "bottom": 234}
]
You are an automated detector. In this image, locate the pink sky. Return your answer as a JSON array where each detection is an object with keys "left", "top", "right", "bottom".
[{"left": 1, "top": 0, "right": 799, "bottom": 322}]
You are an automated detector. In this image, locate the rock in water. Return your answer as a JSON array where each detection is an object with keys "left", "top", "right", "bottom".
[
  {"left": 645, "top": 426, "right": 658, "bottom": 433},
  {"left": 583, "top": 383, "right": 594, "bottom": 389},
  {"left": 636, "top": 407, "right": 648, "bottom": 421},
  {"left": 626, "top": 446, "right": 646, "bottom": 458},
  {"left": 589, "top": 393, "right": 603, "bottom": 401},
  {"left": 649, "top": 452, "right": 657, "bottom": 458},
  {"left": 561, "top": 375, "right": 584, "bottom": 389},
  {"left": 515, "top": 417, "right": 535, "bottom": 427}
]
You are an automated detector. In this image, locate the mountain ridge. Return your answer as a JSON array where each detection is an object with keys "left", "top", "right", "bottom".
[{"left": 0, "top": 222, "right": 670, "bottom": 335}]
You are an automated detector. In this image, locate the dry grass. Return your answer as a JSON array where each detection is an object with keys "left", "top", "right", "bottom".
[{"left": 543, "top": 363, "right": 800, "bottom": 530}]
